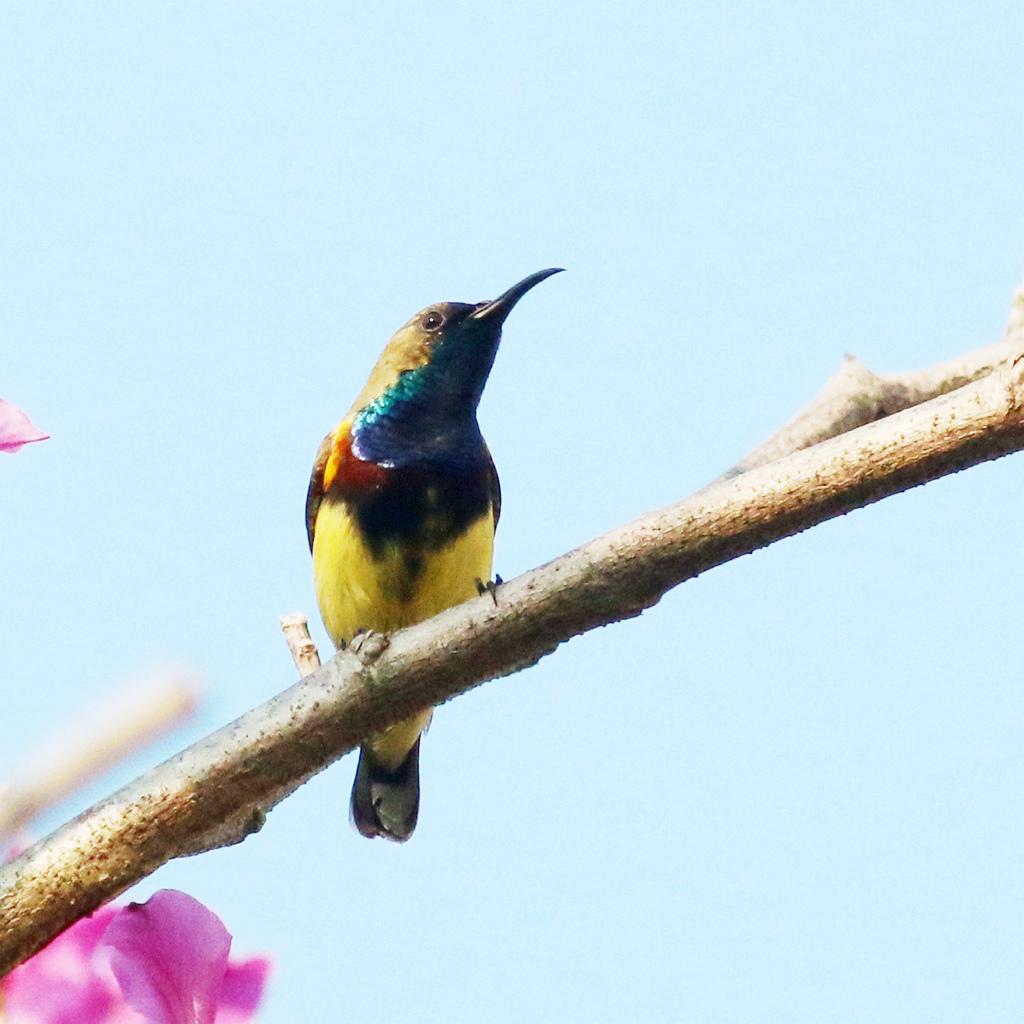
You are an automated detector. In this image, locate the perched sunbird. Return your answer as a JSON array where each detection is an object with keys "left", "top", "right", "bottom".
[{"left": 306, "top": 268, "right": 564, "bottom": 841}]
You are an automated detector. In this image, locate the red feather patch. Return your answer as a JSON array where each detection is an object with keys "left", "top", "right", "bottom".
[{"left": 323, "top": 427, "right": 390, "bottom": 495}]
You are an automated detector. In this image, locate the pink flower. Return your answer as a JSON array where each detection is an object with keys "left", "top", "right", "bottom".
[
  {"left": 0, "top": 398, "right": 48, "bottom": 453},
  {"left": 104, "top": 892, "right": 269, "bottom": 1024},
  {"left": 1, "top": 891, "right": 270, "bottom": 1024}
]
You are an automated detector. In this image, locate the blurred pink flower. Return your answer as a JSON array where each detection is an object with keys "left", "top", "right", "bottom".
[
  {"left": 1, "top": 891, "right": 270, "bottom": 1024},
  {"left": 0, "top": 905, "right": 128, "bottom": 1024},
  {"left": 0, "top": 398, "right": 48, "bottom": 453}
]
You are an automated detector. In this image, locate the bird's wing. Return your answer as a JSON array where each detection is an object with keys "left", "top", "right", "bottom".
[
  {"left": 305, "top": 431, "right": 334, "bottom": 552},
  {"left": 484, "top": 443, "right": 501, "bottom": 527}
]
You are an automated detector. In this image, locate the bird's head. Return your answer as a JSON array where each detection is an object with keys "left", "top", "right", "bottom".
[{"left": 347, "top": 269, "right": 564, "bottom": 430}]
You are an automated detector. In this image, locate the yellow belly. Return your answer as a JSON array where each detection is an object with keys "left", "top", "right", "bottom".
[
  {"left": 312, "top": 499, "right": 495, "bottom": 643},
  {"left": 312, "top": 498, "right": 495, "bottom": 768}
]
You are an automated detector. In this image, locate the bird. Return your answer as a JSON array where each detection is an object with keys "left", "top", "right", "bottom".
[{"left": 306, "top": 268, "right": 564, "bottom": 841}]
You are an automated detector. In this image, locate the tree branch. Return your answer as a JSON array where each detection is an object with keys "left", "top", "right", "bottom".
[
  {"left": 723, "top": 279, "right": 1024, "bottom": 476},
  {"left": 2, "top": 284, "right": 1023, "bottom": 977},
  {"left": 0, "top": 673, "right": 201, "bottom": 848}
]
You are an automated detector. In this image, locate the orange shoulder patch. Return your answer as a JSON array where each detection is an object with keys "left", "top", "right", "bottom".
[{"left": 322, "top": 429, "right": 345, "bottom": 492}]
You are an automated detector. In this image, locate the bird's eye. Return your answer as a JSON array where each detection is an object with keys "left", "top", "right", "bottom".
[{"left": 423, "top": 309, "right": 445, "bottom": 330}]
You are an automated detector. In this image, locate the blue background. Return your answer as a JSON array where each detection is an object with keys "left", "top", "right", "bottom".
[{"left": 2, "top": 3, "right": 1022, "bottom": 1021}]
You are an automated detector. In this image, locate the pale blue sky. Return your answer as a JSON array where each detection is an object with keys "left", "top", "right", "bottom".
[{"left": 2, "top": 3, "right": 1022, "bottom": 1021}]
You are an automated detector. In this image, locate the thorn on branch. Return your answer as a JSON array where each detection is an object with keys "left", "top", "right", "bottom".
[{"left": 279, "top": 613, "right": 322, "bottom": 678}]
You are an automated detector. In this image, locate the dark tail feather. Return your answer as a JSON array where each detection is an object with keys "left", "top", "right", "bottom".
[{"left": 350, "top": 738, "right": 421, "bottom": 842}]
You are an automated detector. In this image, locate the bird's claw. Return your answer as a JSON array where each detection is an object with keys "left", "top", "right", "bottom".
[
  {"left": 475, "top": 574, "right": 503, "bottom": 606},
  {"left": 349, "top": 627, "right": 371, "bottom": 653}
]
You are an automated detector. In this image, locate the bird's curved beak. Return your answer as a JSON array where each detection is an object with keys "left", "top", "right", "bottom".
[{"left": 470, "top": 267, "right": 565, "bottom": 324}]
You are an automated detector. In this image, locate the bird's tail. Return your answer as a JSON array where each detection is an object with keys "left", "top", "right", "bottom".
[{"left": 350, "top": 738, "right": 421, "bottom": 842}]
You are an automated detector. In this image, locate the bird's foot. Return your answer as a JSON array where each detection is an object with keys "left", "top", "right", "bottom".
[
  {"left": 338, "top": 626, "right": 367, "bottom": 651},
  {"left": 475, "top": 574, "right": 503, "bottom": 606},
  {"left": 349, "top": 628, "right": 388, "bottom": 658}
]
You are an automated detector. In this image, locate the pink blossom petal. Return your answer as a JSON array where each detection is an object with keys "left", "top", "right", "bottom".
[
  {"left": 214, "top": 957, "right": 272, "bottom": 1024},
  {"left": 1, "top": 906, "right": 122, "bottom": 1024},
  {"left": 102, "top": 891, "right": 232, "bottom": 1024},
  {"left": 0, "top": 398, "right": 48, "bottom": 453}
]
